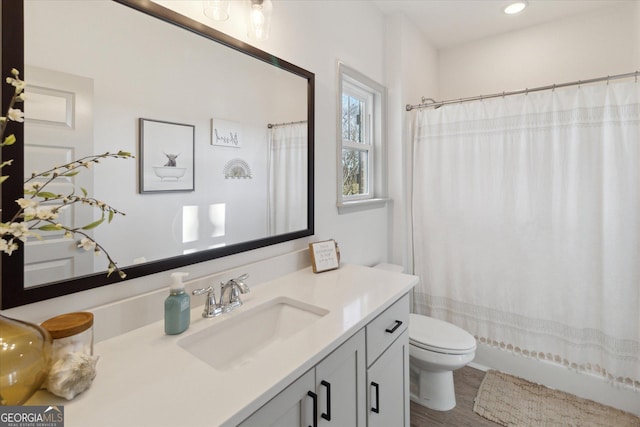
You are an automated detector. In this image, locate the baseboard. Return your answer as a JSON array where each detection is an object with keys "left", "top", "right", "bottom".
[
  {"left": 471, "top": 343, "right": 640, "bottom": 416},
  {"left": 467, "top": 361, "right": 490, "bottom": 372}
]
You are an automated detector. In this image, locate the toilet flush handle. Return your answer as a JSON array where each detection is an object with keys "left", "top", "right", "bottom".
[{"left": 385, "top": 320, "right": 403, "bottom": 334}]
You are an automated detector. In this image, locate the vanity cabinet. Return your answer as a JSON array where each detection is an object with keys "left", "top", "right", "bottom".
[
  {"left": 367, "top": 329, "right": 409, "bottom": 427},
  {"left": 239, "top": 292, "right": 410, "bottom": 427},
  {"left": 366, "top": 294, "right": 410, "bottom": 427},
  {"left": 239, "top": 329, "right": 366, "bottom": 427}
]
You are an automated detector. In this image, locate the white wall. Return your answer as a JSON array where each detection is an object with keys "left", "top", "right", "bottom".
[
  {"left": 637, "top": 2, "right": 640, "bottom": 65},
  {"left": 439, "top": 2, "right": 640, "bottom": 100},
  {"left": 385, "top": 13, "right": 438, "bottom": 273}
]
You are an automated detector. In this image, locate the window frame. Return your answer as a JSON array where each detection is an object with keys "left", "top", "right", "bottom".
[{"left": 337, "top": 62, "right": 388, "bottom": 213}]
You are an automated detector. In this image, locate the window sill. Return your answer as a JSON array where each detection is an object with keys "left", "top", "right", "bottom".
[{"left": 337, "top": 198, "right": 390, "bottom": 214}]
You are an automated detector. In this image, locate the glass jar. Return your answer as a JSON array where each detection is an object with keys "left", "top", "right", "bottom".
[
  {"left": 0, "top": 314, "right": 52, "bottom": 406},
  {"left": 40, "top": 312, "right": 94, "bottom": 364}
]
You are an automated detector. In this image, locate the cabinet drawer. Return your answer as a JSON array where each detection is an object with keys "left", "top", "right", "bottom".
[{"left": 366, "top": 293, "right": 409, "bottom": 366}]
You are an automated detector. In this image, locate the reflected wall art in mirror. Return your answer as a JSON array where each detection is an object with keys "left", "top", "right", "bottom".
[{"left": 1, "top": 0, "right": 315, "bottom": 308}]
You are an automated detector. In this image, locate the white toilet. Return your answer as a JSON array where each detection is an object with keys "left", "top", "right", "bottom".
[
  {"left": 371, "top": 263, "right": 476, "bottom": 411},
  {"left": 409, "top": 314, "right": 476, "bottom": 411}
]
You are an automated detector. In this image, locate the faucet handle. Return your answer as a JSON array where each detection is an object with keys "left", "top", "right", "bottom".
[
  {"left": 218, "top": 275, "right": 251, "bottom": 313},
  {"left": 193, "top": 286, "right": 222, "bottom": 318},
  {"left": 233, "top": 274, "right": 250, "bottom": 293},
  {"left": 193, "top": 285, "right": 215, "bottom": 300}
]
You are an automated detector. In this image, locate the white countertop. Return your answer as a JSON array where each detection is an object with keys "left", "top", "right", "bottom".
[{"left": 27, "top": 264, "right": 417, "bottom": 427}]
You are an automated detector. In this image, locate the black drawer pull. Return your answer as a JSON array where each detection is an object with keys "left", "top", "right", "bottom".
[
  {"left": 371, "top": 381, "right": 380, "bottom": 413},
  {"left": 321, "top": 380, "right": 331, "bottom": 421},
  {"left": 308, "top": 391, "right": 318, "bottom": 427},
  {"left": 385, "top": 320, "right": 403, "bottom": 334}
]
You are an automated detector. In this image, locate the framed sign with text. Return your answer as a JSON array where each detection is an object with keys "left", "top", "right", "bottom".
[
  {"left": 309, "top": 239, "right": 340, "bottom": 273},
  {"left": 211, "top": 118, "right": 242, "bottom": 148}
]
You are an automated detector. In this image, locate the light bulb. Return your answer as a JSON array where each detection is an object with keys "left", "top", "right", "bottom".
[
  {"left": 203, "top": 0, "right": 230, "bottom": 21},
  {"left": 504, "top": 1, "right": 528, "bottom": 15},
  {"left": 247, "top": 0, "right": 272, "bottom": 40},
  {"left": 251, "top": 6, "right": 266, "bottom": 37}
]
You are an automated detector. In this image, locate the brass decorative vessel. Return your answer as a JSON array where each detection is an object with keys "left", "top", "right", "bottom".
[{"left": 0, "top": 314, "right": 52, "bottom": 405}]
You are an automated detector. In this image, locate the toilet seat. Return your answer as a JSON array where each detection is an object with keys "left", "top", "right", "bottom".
[{"left": 409, "top": 314, "right": 476, "bottom": 355}]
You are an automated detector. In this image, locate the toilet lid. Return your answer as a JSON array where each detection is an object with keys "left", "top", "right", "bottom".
[{"left": 409, "top": 314, "right": 476, "bottom": 354}]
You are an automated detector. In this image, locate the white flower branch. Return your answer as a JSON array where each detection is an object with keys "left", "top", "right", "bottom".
[{"left": 1, "top": 68, "right": 133, "bottom": 280}]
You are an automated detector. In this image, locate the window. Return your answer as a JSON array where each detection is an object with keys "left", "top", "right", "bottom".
[
  {"left": 342, "top": 83, "right": 372, "bottom": 198},
  {"left": 337, "top": 63, "right": 387, "bottom": 212}
]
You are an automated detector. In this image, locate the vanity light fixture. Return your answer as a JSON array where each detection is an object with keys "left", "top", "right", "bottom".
[
  {"left": 247, "top": 0, "right": 272, "bottom": 40},
  {"left": 203, "top": 0, "right": 230, "bottom": 21},
  {"left": 503, "top": 1, "right": 528, "bottom": 15}
]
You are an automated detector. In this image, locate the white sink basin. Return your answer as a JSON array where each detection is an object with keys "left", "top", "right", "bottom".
[{"left": 178, "top": 297, "right": 329, "bottom": 371}]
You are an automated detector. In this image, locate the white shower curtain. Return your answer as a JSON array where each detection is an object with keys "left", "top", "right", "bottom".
[
  {"left": 267, "top": 122, "right": 307, "bottom": 235},
  {"left": 411, "top": 81, "right": 640, "bottom": 388}
]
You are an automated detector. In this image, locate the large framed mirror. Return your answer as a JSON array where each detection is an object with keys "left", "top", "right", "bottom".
[{"left": 1, "top": 0, "right": 314, "bottom": 309}]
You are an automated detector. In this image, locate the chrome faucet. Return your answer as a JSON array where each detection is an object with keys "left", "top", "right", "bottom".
[
  {"left": 219, "top": 274, "right": 250, "bottom": 312},
  {"left": 192, "top": 274, "right": 250, "bottom": 317}
]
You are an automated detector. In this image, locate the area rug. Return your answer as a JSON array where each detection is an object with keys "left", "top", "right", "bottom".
[{"left": 473, "top": 370, "right": 640, "bottom": 427}]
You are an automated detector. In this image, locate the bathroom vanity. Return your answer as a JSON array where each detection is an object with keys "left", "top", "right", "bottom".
[{"left": 26, "top": 264, "right": 417, "bottom": 426}]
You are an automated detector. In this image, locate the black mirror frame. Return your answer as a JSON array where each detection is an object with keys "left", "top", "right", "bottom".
[{"left": 1, "top": 0, "right": 314, "bottom": 309}]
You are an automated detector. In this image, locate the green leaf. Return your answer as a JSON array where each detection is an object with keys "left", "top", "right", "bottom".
[
  {"left": 3, "top": 134, "right": 16, "bottom": 146},
  {"left": 81, "top": 217, "right": 105, "bottom": 230},
  {"left": 37, "top": 224, "right": 63, "bottom": 231},
  {"left": 108, "top": 210, "right": 114, "bottom": 223},
  {"left": 34, "top": 191, "right": 59, "bottom": 199},
  {"left": 63, "top": 171, "right": 80, "bottom": 177},
  {"left": 81, "top": 187, "right": 88, "bottom": 197},
  {"left": 0, "top": 176, "right": 8, "bottom": 184}
]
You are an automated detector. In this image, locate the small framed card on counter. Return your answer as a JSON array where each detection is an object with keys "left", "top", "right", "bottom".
[{"left": 309, "top": 239, "right": 340, "bottom": 273}]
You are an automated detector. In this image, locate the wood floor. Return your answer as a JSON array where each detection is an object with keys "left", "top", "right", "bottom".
[{"left": 410, "top": 366, "right": 500, "bottom": 427}]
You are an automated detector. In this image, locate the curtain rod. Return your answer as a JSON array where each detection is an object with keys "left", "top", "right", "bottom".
[
  {"left": 267, "top": 119, "right": 307, "bottom": 128},
  {"left": 406, "top": 70, "right": 640, "bottom": 111}
]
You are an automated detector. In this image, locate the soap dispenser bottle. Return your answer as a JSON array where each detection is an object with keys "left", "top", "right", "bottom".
[{"left": 165, "top": 272, "right": 190, "bottom": 335}]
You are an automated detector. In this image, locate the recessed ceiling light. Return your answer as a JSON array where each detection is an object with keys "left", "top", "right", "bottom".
[{"left": 504, "top": 1, "right": 528, "bottom": 15}]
